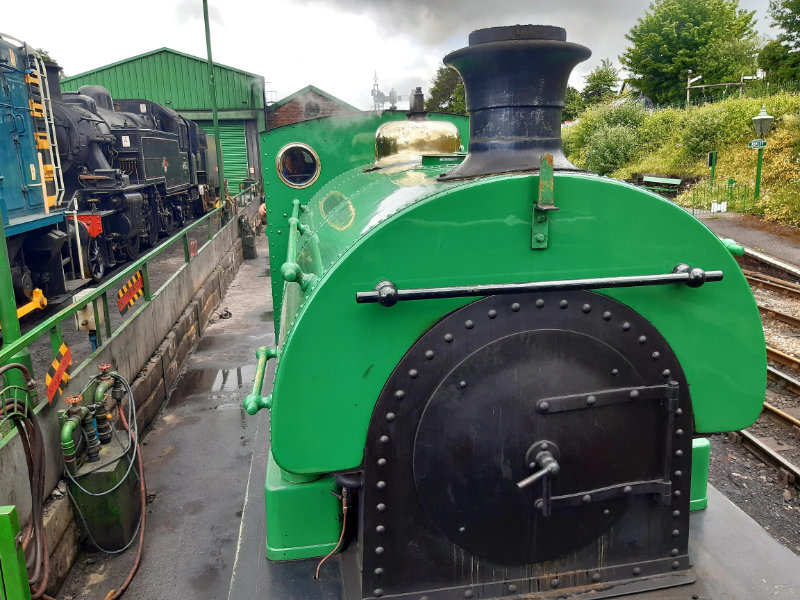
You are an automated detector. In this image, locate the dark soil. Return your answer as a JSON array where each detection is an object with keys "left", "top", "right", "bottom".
[{"left": 708, "top": 433, "right": 800, "bottom": 555}]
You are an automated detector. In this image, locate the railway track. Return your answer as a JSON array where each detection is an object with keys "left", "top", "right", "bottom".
[
  {"left": 746, "top": 270, "right": 800, "bottom": 298},
  {"left": 741, "top": 253, "right": 800, "bottom": 484}
]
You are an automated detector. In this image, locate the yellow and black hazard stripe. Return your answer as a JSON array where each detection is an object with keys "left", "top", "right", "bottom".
[
  {"left": 117, "top": 271, "right": 144, "bottom": 315},
  {"left": 45, "top": 343, "right": 72, "bottom": 403}
]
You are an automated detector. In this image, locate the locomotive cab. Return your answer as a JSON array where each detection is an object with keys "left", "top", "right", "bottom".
[{"left": 251, "top": 25, "right": 766, "bottom": 600}]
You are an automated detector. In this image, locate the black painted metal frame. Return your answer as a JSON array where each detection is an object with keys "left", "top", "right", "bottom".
[
  {"left": 352, "top": 291, "right": 696, "bottom": 600},
  {"left": 355, "top": 264, "right": 723, "bottom": 307}
]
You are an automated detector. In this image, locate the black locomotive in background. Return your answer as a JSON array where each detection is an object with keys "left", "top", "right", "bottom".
[
  {"left": 1, "top": 34, "right": 219, "bottom": 318},
  {"left": 51, "top": 62, "right": 218, "bottom": 282}
]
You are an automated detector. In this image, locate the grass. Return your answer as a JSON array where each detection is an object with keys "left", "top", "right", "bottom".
[{"left": 563, "top": 94, "right": 800, "bottom": 226}]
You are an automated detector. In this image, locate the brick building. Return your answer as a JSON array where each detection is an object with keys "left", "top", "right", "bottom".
[{"left": 267, "top": 85, "right": 360, "bottom": 129}]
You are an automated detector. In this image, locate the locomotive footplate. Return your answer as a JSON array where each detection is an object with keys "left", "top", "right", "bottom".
[{"left": 357, "top": 291, "right": 695, "bottom": 600}]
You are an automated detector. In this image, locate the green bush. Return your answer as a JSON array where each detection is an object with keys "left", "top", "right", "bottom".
[
  {"left": 563, "top": 101, "right": 647, "bottom": 169},
  {"left": 585, "top": 125, "right": 641, "bottom": 175},
  {"left": 564, "top": 92, "right": 800, "bottom": 225}
]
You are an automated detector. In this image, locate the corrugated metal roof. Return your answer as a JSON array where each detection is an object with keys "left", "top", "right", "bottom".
[{"left": 61, "top": 48, "right": 265, "bottom": 112}]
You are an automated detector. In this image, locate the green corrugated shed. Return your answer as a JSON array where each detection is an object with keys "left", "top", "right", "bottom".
[{"left": 61, "top": 48, "right": 264, "bottom": 113}]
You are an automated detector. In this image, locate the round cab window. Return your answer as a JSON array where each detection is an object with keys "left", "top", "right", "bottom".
[{"left": 276, "top": 144, "right": 320, "bottom": 188}]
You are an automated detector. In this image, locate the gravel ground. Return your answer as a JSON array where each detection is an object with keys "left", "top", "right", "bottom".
[
  {"left": 703, "top": 278, "right": 800, "bottom": 558},
  {"left": 708, "top": 433, "right": 800, "bottom": 555}
]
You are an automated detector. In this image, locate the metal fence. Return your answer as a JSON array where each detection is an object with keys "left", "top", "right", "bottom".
[
  {"left": 675, "top": 182, "right": 753, "bottom": 217},
  {"left": 0, "top": 200, "right": 255, "bottom": 447}
]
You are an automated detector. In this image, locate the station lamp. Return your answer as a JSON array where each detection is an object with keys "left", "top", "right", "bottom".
[
  {"left": 752, "top": 105, "right": 773, "bottom": 202},
  {"left": 752, "top": 105, "right": 773, "bottom": 139}
]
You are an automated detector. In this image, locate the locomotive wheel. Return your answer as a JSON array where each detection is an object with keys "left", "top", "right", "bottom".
[
  {"left": 124, "top": 235, "right": 140, "bottom": 261},
  {"left": 193, "top": 197, "right": 205, "bottom": 218},
  {"left": 173, "top": 202, "right": 186, "bottom": 229},
  {"left": 161, "top": 210, "right": 174, "bottom": 237},
  {"left": 84, "top": 236, "right": 105, "bottom": 283},
  {"left": 360, "top": 291, "right": 694, "bottom": 597},
  {"left": 141, "top": 201, "right": 159, "bottom": 249}
]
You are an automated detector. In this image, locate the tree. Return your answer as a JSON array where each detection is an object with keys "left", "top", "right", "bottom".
[
  {"left": 620, "top": 0, "right": 758, "bottom": 104},
  {"left": 758, "top": 39, "right": 800, "bottom": 82},
  {"left": 424, "top": 66, "right": 466, "bottom": 114},
  {"left": 34, "top": 47, "right": 64, "bottom": 77},
  {"left": 582, "top": 59, "right": 619, "bottom": 104},
  {"left": 770, "top": 0, "right": 800, "bottom": 51},
  {"left": 563, "top": 86, "right": 585, "bottom": 121}
]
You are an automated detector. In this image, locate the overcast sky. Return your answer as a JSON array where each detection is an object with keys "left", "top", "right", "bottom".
[{"left": 4, "top": 0, "right": 775, "bottom": 110}]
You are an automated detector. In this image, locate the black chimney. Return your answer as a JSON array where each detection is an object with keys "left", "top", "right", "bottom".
[
  {"left": 43, "top": 61, "right": 63, "bottom": 102},
  {"left": 440, "top": 25, "right": 590, "bottom": 180}
]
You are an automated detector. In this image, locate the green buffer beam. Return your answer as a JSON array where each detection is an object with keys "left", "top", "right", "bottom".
[
  {"left": 265, "top": 451, "right": 342, "bottom": 560},
  {"left": 690, "top": 437, "right": 711, "bottom": 511},
  {"left": 0, "top": 505, "right": 31, "bottom": 600}
]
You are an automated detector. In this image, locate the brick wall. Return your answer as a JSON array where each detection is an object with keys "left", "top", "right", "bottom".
[{"left": 268, "top": 91, "right": 358, "bottom": 129}]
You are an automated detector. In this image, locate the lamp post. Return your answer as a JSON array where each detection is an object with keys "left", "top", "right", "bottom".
[{"left": 751, "top": 105, "right": 773, "bottom": 201}]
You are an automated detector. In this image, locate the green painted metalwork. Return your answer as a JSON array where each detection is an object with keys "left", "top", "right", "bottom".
[
  {"left": 690, "top": 437, "right": 711, "bottom": 511},
  {"left": 532, "top": 154, "right": 556, "bottom": 249},
  {"left": 243, "top": 346, "right": 277, "bottom": 415},
  {"left": 754, "top": 146, "right": 765, "bottom": 201},
  {"left": 720, "top": 238, "right": 745, "bottom": 256},
  {"left": 196, "top": 121, "right": 250, "bottom": 192},
  {"left": 0, "top": 216, "right": 32, "bottom": 387},
  {"left": 260, "top": 111, "right": 469, "bottom": 334},
  {"left": 264, "top": 169, "right": 764, "bottom": 475},
  {"left": 203, "top": 0, "right": 226, "bottom": 198},
  {"left": 0, "top": 505, "right": 30, "bottom": 600},
  {"left": 0, "top": 206, "right": 226, "bottom": 450},
  {"left": 264, "top": 451, "right": 341, "bottom": 560}
]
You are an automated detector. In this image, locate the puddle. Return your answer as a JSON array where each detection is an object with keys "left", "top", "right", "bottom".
[{"left": 171, "top": 365, "right": 257, "bottom": 403}]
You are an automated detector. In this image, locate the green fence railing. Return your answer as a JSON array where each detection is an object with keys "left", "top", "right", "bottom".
[
  {"left": 675, "top": 181, "right": 753, "bottom": 216},
  {"left": 0, "top": 189, "right": 258, "bottom": 442}
]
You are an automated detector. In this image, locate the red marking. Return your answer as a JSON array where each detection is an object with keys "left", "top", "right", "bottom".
[
  {"left": 189, "top": 240, "right": 198, "bottom": 258},
  {"left": 117, "top": 273, "right": 143, "bottom": 313},
  {"left": 47, "top": 347, "right": 72, "bottom": 403},
  {"left": 77, "top": 215, "right": 103, "bottom": 238},
  {"left": 162, "top": 157, "right": 169, "bottom": 173}
]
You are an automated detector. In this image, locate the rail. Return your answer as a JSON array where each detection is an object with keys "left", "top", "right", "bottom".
[
  {"left": 676, "top": 181, "right": 752, "bottom": 217},
  {"left": 0, "top": 202, "right": 240, "bottom": 427}
]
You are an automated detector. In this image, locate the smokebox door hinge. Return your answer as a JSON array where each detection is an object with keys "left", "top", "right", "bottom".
[{"left": 532, "top": 153, "right": 558, "bottom": 250}]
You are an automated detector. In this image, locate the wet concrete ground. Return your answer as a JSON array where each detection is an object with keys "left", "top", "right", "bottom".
[{"left": 57, "top": 230, "right": 273, "bottom": 600}]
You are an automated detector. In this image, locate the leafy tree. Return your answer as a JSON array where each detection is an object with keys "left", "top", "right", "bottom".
[
  {"left": 424, "top": 66, "right": 466, "bottom": 114},
  {"left": 582, "top": 59, "right": 620, "bottom": 104},
  {"left": 563, "top": 86, "right": 585, "bottom": 121},
  {"left": 621, "top": 0, "right": 758, "bottom": 104},
  {"left": 769, "top": 0, "right": 800, "bottom": 51},
  {"left": 758, "top": 39, "right": 800, "bottom": 82},
  {"left": 34, "top": 47, "right": 64, "bottom": 77}
]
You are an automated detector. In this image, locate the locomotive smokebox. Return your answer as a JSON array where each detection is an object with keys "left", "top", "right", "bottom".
[{"left": 440, "top": 25, "right": 590, "bottom": 180}]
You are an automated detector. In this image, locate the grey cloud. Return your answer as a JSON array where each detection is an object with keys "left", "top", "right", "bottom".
[
  {"left": 175, "top": 0, "right": 224, "bottom": 25},
  {"left": 292, "top": 0, "right": 774, "bottom": 87}
]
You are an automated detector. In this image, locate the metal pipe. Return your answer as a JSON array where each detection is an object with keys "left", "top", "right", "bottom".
[
  {"left": 203, "top": 0, "right": 226, "bottom": 201},
  {"left": 357, "top": 265, "right": 724, "bottom": 307},
  {"left": 243, "top": 346, "right": 277, "bottom": 415}
]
